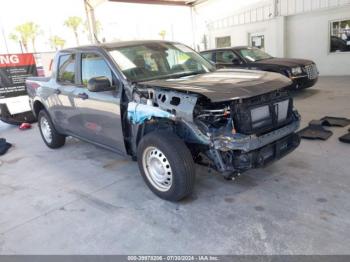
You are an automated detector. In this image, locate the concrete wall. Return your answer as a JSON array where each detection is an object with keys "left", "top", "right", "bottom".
[
  {"left": 200, "top": 3, "right": 350, "bottom": 76},
  {"left": 207, "top": 18, "right": 286, "bottom": 57},
  {"left": 193, "top": 0, "right": 275, "bottom": 51},
  {"left": 286, "top": 6, "right": 350, "bottom": 76}
]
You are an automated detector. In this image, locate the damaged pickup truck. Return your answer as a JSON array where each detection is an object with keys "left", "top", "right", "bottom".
[{"left": 26, "top": 41, "right": 301, "bottom": 201}]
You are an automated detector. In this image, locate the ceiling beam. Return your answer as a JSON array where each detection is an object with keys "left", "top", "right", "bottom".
[{"left": 107, "top": 0, "right": 198, "bottom": 6}]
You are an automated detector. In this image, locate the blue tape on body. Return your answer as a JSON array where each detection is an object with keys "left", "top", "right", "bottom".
[{"left": 127, "top": 102, "right": 174, "bottom": 124}]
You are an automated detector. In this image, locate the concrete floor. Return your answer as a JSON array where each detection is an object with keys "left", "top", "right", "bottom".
[{"left": 0, "top": 76, "right": 350, "bottom": 254}]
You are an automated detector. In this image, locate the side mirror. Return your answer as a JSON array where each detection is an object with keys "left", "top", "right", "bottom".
[
  {"left": 232, "top": 58, "right": 241, "bottom": 65},
  {"left": 87, "top": 76, "right": 113, "bottom": 92}
]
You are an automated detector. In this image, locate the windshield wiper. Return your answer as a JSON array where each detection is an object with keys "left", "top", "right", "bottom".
[
  {"left": 136, "top": 71, "right": 205, "bottom": 82},
  {"left": 167, "top": 71, "right": 204, "bottom": 79}
]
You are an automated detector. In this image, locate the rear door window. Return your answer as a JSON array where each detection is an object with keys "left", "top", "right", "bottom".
[{"left": 57, "top": 54, "right": 76, "bottom": 84}]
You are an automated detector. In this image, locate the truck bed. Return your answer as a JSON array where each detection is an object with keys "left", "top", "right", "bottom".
[{"left": 26, "top": 76, "right": 51, "bottom": 82}]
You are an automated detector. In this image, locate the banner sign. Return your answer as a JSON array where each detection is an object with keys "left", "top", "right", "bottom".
[{"left": 0, "top": 53, "right": 38, "bottom": 99}]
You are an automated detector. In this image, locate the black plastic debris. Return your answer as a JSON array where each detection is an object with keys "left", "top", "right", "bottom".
[
  {"left": 0, "top": 138, "right": 12, "bottom": 156},
  {"left": 339, "top": 128, "right": 350, "bottom": 144},
  {"left": 298, "top": 124, "right": 333, "bottom": 140},
  {"left": 309, "top": 120, "right": 324, "bottom": 126},
  {"left": 319, "top": 116, "right": 350, "bottom": 127}
]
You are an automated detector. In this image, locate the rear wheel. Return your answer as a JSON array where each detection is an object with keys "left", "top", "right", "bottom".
[
  {"left": 38, "top": 110, "right": 65, "bottom": 149},
  {"left": 137, "top": 131, "right": 195, "bottom": 201}
]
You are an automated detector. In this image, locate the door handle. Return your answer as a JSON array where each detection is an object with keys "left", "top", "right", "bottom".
[
  {"left": 54, "top": 89, "right": 61, "bottom": 95},
  {"left": 78, "top": 93, "right": 89, "bottom": 100}
]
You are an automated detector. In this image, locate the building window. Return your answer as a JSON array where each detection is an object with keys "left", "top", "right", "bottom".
[
  {"left": 215, "top": 36, "right": 231, "bottom": 48},
  {"left": 250, "top": 35, "right": 265, "bottom": 50},
  {"left": 330, "top": 19, "right": 350, "bottom": 53}
]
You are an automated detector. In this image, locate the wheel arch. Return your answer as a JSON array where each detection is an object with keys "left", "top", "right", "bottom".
[
  {"left": 125, "top": 118, "right": 178, "bottom": 159},
  {"left": 33, "top": 100, "right": 47, "bottom": 118},
  {"left": 130, "top": 118, "right": 207, "bottom": 159}
]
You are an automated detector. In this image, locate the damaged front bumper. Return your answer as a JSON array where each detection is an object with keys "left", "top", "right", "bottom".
[
  {"left": 212, "top": 118, "right": 300, "bottom": 152},
  {"left": 230, "top": 132, "right": 300, "bottom": 171},
  {"left": 206, "top": 115, "right": 301, "bottom": 175}
]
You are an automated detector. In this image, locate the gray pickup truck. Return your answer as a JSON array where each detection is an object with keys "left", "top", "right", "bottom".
[{"left": 26, "top": 41, "right": 301, "bottom": 201}]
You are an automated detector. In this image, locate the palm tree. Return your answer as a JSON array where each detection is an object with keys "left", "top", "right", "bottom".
[
  {"left": 159, "top": 30, "right": 166, "bottom": 40},
  {"left": 27, "top": 22, "right": 40, "bottom": 52},
  {"left": 49, "top": 35, "right": 66, "bottom": 50},
  {"left": 8, "top": 33, "right": 20, "bottom": 49},
  {"left": 64, "top": 16, "right": 82, "bottom": 46},
  {"left": 8, "top": 22, "right": 40, "bottom": 53}
]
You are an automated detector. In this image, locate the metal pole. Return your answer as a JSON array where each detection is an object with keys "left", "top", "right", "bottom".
[
  {"left": 1, "top": 27, "right": 9, "bottom": 54},
  {"left": 190, "top": 6, "right": 196, "bottom": 50},
  {"left": 19, "top": 40, "right": 23, "bottom": 53},
  {"left": 84, "top": 0, "right": 94, "bottom": 43},
  {"left": 90, "top": 6, "right": 99, "bottom": 43},
  {"left": 0, "top": 18, "right": 9, "bottom": 54},
  {"left": 84, "top": 0, "right": 99, "bottom": 44}
]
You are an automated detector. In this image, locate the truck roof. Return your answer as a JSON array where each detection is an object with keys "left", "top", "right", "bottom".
[{"left": 61, "top": 40, "right": 181, "bottom": 52}]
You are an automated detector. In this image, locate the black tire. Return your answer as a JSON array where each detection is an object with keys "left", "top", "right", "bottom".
[
  {"left": 137, "top": 131, "right": 195, "bottom": 201},
  {"left": 38, "top": 110, "right": 66, "bottom": 149}
]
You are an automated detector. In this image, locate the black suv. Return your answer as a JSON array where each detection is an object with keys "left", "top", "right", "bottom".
[{"left": 201, "top": 46, "right": 318, "bottom": 90}]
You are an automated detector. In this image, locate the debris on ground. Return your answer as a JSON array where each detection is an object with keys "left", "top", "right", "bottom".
[
  {"left": 0, "top": 138, "right": 12, "bottom": 155},
  {"left": 339, "top": 128, "right": 350, "bottom": 144},
  {"left": 19, "top": 123, "right": 32, "bottom": 130},
  {"left": 319, "top": 116, "right": 350, "bottom": 127},
  {"left": 299, "top": 116, "right": 350, "bottom": 141},
  {"left": 298, "top": 123, "right": 333, "bottom": 140}
]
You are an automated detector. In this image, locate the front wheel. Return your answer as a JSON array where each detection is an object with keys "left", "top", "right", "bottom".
[
  {"left": 38, "top": 110, "right": 66, "bottom": 149},
  {"left": 137, "top": 131, "right": 195, "bottom": 201}
]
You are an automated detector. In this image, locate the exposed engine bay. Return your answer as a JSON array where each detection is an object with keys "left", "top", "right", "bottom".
[{"left": 127, "top": 84, "right": 301, "bottom": 179}]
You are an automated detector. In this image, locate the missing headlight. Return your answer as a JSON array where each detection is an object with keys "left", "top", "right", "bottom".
[
  {"left": 274, "top": 99, "right": 289, "bottom": 123},
  {"left": 251, "top": 105, "right": 272, "bottom": 129}
]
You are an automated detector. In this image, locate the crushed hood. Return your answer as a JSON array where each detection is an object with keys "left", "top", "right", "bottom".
[{"left": 139, "top": 69, "right": 292, "bottom": 102}]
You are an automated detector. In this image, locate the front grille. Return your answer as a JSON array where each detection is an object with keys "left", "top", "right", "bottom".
[
  {"left": 304, "top": 64, "right": 318, "bottom": 80},
  {"left": 231, "top": 91, "right": 294, "bottom": 135},
  {"left": 274, "top": 99, "right": 289, "bottom": 123}
]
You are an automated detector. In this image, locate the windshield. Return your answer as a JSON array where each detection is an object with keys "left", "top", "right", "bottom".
[
  {"left": 237, "top": 48, "right": 272, "bottom": 62},
  {"left": 108, "top": 42, "right": 216, "bottom": 82}
]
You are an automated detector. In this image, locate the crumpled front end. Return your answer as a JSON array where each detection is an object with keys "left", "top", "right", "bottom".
[
  {"left": 127, "top": 85, "right": 300, "bottom": 178},
  {"left": 192, "top": 89, "right": 301, "bottom": 177},
  {"left": 207, "top": 117, "right": 300, "bottom": 175}
]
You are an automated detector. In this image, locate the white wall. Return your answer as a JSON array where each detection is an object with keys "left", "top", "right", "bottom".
[
  {"left": 194, "top": 0, "right": 270, "bottom": 21},
  {"left": 197, "top": 0, "right": 350, "bottom": 76},
  {"left": 207, "top": 18, "right": 286, "bottom": 57},
  {"left": 278, "top": 0, "right": 350, "bottom": 16},
  {"left": 286, "top": 6, "right": 350, "bottom": 75},
  {"left": 192, "top": 0, "right": 275, "bottom": 51}
]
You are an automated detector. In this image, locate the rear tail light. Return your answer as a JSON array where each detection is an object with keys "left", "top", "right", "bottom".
[{"left": 26, "top": 82, "right": 40, "bottom": 90}]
